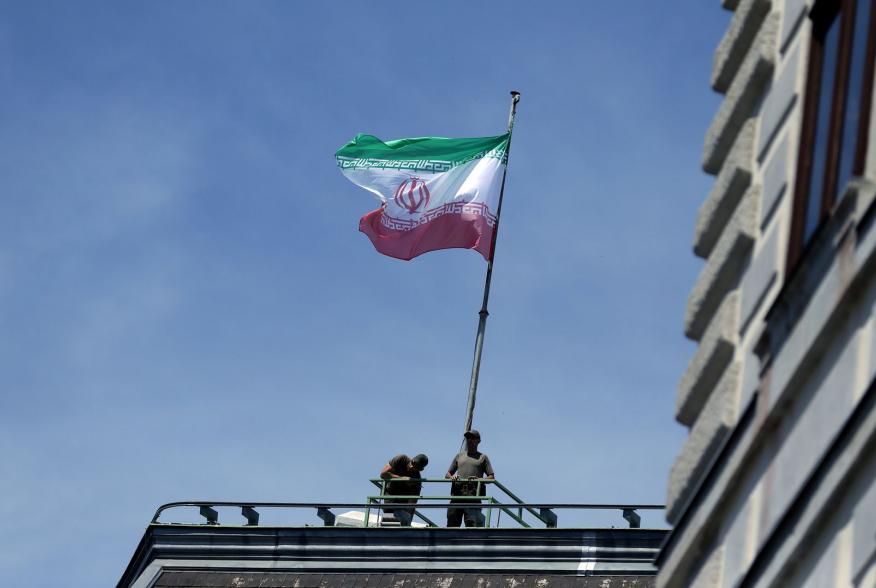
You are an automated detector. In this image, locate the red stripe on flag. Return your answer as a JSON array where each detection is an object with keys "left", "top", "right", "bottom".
[{"left": 358, "top": 207, "right": 495, "bottom": 261}]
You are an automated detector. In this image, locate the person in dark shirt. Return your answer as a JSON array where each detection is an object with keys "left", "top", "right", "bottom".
[
  {"left": 379, "top": 453, "right": 428, "bottom": 526},
  {"left": 445, "top": 430, "right": 494, "bottom": 527}
]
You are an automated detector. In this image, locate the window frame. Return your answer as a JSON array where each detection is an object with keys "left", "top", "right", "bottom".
[{"left": 787, "top": 0, "right": 876, "bottom": 270}]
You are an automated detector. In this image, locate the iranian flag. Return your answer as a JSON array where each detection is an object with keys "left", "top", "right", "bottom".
[{"left": 335, "top": 133, "right": 510, "bottom": 261}]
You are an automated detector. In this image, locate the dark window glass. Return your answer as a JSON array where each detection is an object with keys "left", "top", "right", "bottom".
[
  {"left": 838, "top": 0, "right": 873, "bottom": 191},
  {"left": 806, "top": 12, "right": 842, "bottom": 242}
]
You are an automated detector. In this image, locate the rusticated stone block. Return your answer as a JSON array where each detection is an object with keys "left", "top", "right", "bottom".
[
  {"left": 712, "top": 0, "right": 772, "bottom": 93},
  {"left": 702, "top": 12, "right": 778, "bottom": 175},
  {"left": 669, "top": 363, "right": 741, "bottom": 524},
  {"left": 685, "top": 186, "right": 759, "bottom": 341},
  {"left": 677, "top": 292, "right": 740, "bottom": 426},
  {"left": 695, "top": 119, "right": 756, "bottom": 259}
]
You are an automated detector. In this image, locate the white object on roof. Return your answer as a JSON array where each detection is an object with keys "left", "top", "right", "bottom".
[{"left": 334, "top": 510, "right": 426, "bottom": 528}]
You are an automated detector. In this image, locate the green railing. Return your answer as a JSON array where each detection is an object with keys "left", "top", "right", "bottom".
[{"left": 367, "top": 478, "right": 557, "bottom": 528}]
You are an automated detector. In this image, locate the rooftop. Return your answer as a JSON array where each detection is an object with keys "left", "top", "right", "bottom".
[
  {"left": 121, "top": 524, "right": 665, "bottom": 587},
  {"left": 119, "top": 481, "right": 666, "bottom": 587}
]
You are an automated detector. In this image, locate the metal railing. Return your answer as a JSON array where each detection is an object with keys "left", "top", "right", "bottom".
[
  {"left": 152, "top": 489, "right": 663, "bottom": 530},
  {"left": 368, "top": 478, "right": 559, "bottom": 528}
]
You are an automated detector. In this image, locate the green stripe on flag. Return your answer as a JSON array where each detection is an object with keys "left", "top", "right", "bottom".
[{"left": 336, "top": 133, "right": 509, "bottom": 172}]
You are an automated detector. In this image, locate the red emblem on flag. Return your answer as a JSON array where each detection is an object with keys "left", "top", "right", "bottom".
[{"left": 394, "top": 177, "right": 431, "bottom": 214}]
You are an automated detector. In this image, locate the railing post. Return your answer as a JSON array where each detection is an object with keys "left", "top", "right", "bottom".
[
  {"left": 241, "top": 506, "right": 259, "bottom": 526},
  {"left": 199, "top": 506, "right": 218, "bottom": 525},
  {"left": 622, "top": 508, "right": 641, "bottom": 528},
  {"left": 539, "top": 508, "right": 557, "bottom": 528},
  {"left": 316, "top": 507, "right": 335, "bottom": 527}
]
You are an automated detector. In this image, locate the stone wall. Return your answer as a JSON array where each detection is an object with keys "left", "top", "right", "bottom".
[{"left": 660, "top": 0, "right": 876, "bottom": 586}]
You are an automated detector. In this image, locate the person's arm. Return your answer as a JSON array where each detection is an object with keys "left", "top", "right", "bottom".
[
  {"left": 380, "top": 457, "right": 409, "bottom": 480},
  {"left": 380, "top": 464, "right": 405, "bottom": 480},
  {"left": 483, "top": 455, "right": 495, "bottom": 480},
  {"left": 445, "top": 455, "right": 459, "bottom": 480}
]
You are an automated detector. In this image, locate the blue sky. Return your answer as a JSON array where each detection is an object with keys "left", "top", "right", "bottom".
[{"left": 1, "top": 2, "right": 729, "bottom": 585}]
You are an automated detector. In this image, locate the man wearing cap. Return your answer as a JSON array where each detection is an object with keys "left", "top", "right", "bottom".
[
  {"left": 379, "top": 453, "right": 429, "bottom": 526},
  {"left": 445, "top": 430, "right": 494, "bottom": 527}
]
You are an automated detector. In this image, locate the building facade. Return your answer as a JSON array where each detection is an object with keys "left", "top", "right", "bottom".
[
  {"left": 660, "top": 0, "right": 876, "bottom": 586},
  {"left": 119, "top": 524, "right": 665, "bottom": 587}
]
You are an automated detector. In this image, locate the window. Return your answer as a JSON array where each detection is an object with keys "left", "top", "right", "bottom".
[{"left": 788, "top": 0, "right": 876, "bottom": 269}]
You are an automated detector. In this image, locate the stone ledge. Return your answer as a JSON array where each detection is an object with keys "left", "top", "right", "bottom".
[
  {"left": 695, "top": 119, "right": 756, "bottom": 259},
  {"left": 685, "top": 186, "right": 760, "bottom": 341},
  {"left": 677, "top": 292, "right": 740, "bottom": 427},
  {"left": 763, "top": 179, "right": 876, "bottom": 415},
  {"left": 712, "top": 0, "right": 772, "bottom": 93},
  {"left": 668, "top": 363, "right": 741, "bottom": 526},
  {"left": 702, "top": 12, "right": 778, "bottom": 175}
]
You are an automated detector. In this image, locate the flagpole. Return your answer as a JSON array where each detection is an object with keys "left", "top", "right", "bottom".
[{"left": 462, "top": 91, "right": 521, "bottom": 436}]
